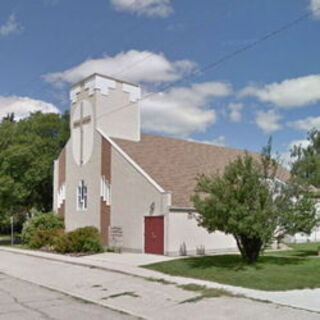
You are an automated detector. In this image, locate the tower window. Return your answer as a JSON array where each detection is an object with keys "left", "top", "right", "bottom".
[{"left": 77, "top": 180, "right": 88, "bottom": 210}]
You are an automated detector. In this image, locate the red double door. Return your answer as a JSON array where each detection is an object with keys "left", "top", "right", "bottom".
[{"left": 144, "top": 216, "right": 164, "bottom": 255}]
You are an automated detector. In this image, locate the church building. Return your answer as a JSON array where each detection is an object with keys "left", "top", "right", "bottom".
[{"left": 53, "top": 73, "right": 289, "bottom": 256}]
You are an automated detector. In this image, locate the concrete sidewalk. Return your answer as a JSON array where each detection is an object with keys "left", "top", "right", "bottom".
[
  {"left": 86, "top": 251, "right": 178, "bottom": 266},
  {"left": 0, "top": 247, "right": 320, "bottom": 314}
]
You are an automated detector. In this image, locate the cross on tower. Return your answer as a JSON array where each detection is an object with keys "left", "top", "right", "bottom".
[{"left": 73, "top": 102, "right": 92, "bottom": 165}]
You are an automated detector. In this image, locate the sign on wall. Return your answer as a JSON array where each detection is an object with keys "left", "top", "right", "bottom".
[{"left": 109, "top": 226, "right": 123, "bottom": 252}]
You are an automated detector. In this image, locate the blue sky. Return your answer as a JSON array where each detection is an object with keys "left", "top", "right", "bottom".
[{"left": 0, "top": 0, "right": 320, "bottom": 165}]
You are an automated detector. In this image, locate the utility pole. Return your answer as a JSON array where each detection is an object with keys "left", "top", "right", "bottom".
[{"left": 10, "top": 216, "right": 14, "bottom": 246}]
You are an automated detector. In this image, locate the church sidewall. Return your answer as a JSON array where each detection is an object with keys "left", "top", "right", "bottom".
[
  {"left": 166, "top": 212, "right": 238, "bottom": 256},
  {"left": 110, "top": 146, "right": 168, "bottom": 253}
]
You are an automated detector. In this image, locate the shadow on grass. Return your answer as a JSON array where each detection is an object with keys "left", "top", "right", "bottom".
[
  {"left": 267, "top": 249, "right": 319, "bottom": 257},
  {"left": 297, "top": 250, "right": 317, "bottom": 257},
  {"left": 285, "top": 250, "right": 317, "bottom": 257},
  {"left": 185, "top": 254, "right": 305, "bottom": 271}
]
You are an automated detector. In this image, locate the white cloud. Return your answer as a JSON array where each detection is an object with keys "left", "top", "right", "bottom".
[
  {"left": 44, "top": 50, "right": 196, "bottom": 86},
  {"left": 288, "top": 116, "right": 320, "bottom": 131},
  {"left": 0, "top": 96, "right": 60, "bottom": 120},
  {"left": 280, "top": 139, "right": 311, "bottom": 169},
  {"left": 141, "top": 82, "right": 232, "bottom": 137},
  {"left": 227, "top": 103, "right": 243, "bottom": 122},
  {"left": 206, "top": 136, "right": 226, "bottom": 147},
  {"left": 310, "top": 0, "right": 320, "bottom": 18},
  {"left": 188, "top": 136, "right": 226, "bottom": 147},
  {"left": 240, "top": 75, "right": 320, "bottom": 108},
  {"left": 110, "top": 0, "right": 173, "bottom": 17},
  {"left": 0, "top": 14, "right": 23, "bottom": 37},
  {"left": 255, "top": 109, "right": 282, "bottom": 133}
]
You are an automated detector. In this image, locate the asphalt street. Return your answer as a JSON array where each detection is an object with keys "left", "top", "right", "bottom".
[{"left": 0, "top": 273, "right": 136, "bottom": 320}]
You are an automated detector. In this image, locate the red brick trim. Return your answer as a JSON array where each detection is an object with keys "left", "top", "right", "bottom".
[{"left": 100, "top": 137, "right": 112, "bottom": 245}]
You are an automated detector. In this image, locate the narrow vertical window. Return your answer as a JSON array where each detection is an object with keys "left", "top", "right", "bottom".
[
  {"left": 77, "top": 180, "right": 88, "bottom": 210},
  {"left": 101, "top": 176, "right": 111, "bottom": 206}
]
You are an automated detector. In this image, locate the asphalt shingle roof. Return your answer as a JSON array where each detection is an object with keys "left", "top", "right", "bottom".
[{"left": 113, "top": 134, "right": 290, "bottom": 207}]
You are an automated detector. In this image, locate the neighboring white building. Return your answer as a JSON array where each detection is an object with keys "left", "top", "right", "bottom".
[{"left": 53, "top": 73, "right": 290, "bottom": 256}]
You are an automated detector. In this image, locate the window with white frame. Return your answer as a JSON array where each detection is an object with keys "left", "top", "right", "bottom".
[
  {"left": 77, "top": 180, "right": 88, "bottom": 210},
  {"left": 100, "top": 176, "right": 111, "bottom": 205}
]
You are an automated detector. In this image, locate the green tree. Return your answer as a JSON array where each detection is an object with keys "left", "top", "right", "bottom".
[
  {"left": 0, "top": 111, "right": 69, "bottom": 232},
  {"left": 192, "top": 142, "right": 317, "bottom": 264},
  {"left": 291, "top": 129, "right": 320, "bottom": 188}
]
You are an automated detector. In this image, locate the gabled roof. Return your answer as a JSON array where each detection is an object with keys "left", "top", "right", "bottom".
[{"left": 113, "top": 134, "right": 290, "bottom": 208}]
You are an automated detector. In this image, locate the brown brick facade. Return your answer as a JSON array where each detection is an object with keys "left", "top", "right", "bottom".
[{"left": 100, "top": 137, "right": 111, "bottom": 245}]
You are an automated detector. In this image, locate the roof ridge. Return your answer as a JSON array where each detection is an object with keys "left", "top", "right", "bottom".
[{"left": 121, "top": 132, "right": 261, "bottom": 155}]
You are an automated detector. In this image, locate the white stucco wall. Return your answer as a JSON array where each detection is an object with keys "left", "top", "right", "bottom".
[
  {"left": 95, "top": 80, "right": 140, "bottom": 142},
  {"left": 64, "top": 133, "right": 102, "bottom": 232},
  {"left": 63, "top": 74, "right": 141, "bottom": 233},
  {"left": 166, "top": 212, "right": 238, "bottom": 256},
  {"left": 110, "top": 145, "right": 170, "bottom": 252}
]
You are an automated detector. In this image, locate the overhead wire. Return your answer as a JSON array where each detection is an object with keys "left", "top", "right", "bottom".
[
  {"left": 95, "top": 6, "right": 319, "bottom": 122},
  {"left": 110, "top": 0, "right": 239, "bottom": 79}
]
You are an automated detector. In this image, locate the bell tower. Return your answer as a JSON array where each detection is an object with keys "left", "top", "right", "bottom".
[{"left": 70, "top": 74, "right": 141, "bottom": 159}]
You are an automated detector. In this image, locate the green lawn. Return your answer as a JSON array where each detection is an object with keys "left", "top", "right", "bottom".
[{"left": 144, "top": 254, "right": 320, "bottom": 291}]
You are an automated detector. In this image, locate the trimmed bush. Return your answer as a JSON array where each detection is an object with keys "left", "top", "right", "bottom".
[
  {"left": 27, "top": 229, "right": 64, "bottom": 249},
  {"left": 53, "top": 226, "right": 103, "bottom": 254},
  {"left": 21, "top": 211, "right": 64, "bottom": 249},
  {"left": 52, "top": 232, "right": 73, "bottom": 254}
]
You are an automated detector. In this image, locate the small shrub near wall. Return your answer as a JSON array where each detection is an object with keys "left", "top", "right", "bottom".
[
  {"left": 21, "top": 211, "right": 64, "bottom": 249},
  {"left": 52, "top": 232, "right": 73, "bottom": 254},
  {"left": 27, "top": 229, "right": 64, "bottom": 249},
  {"left": 53, "top": 226, "right": 103, "bottom": 254},
  {"left": 22, "top": 212, "right": 103, "bottom": 254}
]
